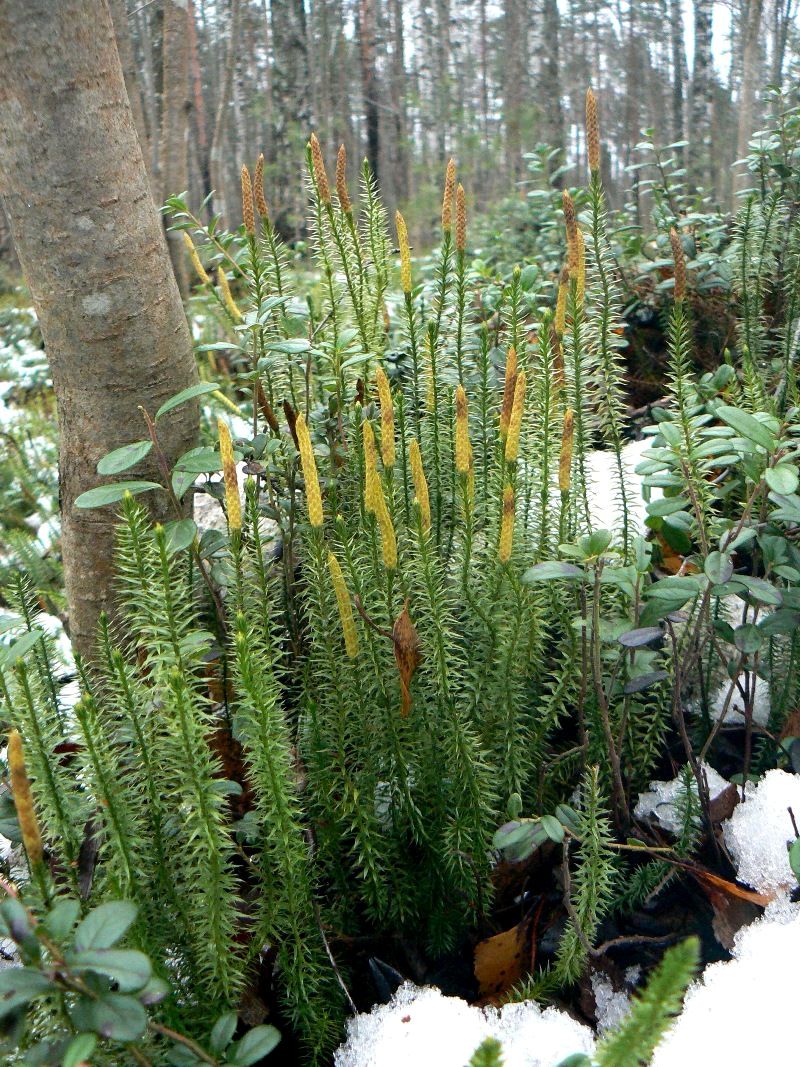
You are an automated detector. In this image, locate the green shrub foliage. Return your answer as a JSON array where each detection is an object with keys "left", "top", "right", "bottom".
[{"left": 2, "top": 92, "right": 800, "bottom": 1063}]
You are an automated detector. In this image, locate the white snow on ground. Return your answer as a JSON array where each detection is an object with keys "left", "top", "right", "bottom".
[
  {"left": 0, "top": 307, "right": 49, "bottom": 427},
  {"left": 333, "top": 982, "right": 595, "bottom": 1067},
  {"left": 722, "top": 769, "right": 800, "bottom": 894},
  {"left": 651, "top": 898, "right": 800, "bottom": 1067},
  {"left": 633, "top": 762, "right": 730, "bottom": 833},
  {"left": 590, "top": 970, "right": 632, "bottom": 1034},
  {"left": 586, "top": 437, "right": 657, "bottom": 532},
  {"left": 707, "top": 672, "right": 771, "bottom": 726}
]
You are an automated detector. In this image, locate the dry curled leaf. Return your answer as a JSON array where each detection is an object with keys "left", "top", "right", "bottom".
[
  {"left": 691, "top": 867, "right": 773, "bottom": 906},
  {"left": 283, "top": 399, "right": 298, "bottom": 448},
  {"left": 392, "top": 599, "right": 422, "bottom": 718},
  {"left": 707, "top": 888, "right": 760, "bottom": 950},
  {"left": 474, "top": 918, "right": 531, "bottom": 1000},
  {"left": 256, "top": 381, "right": 280, "bottom": 434},
  {"left": 708, "top": 782, "right": 739, "bottom": 825},
  {"left": 779, "top": 708, "right": 800, "bottom": 740}
]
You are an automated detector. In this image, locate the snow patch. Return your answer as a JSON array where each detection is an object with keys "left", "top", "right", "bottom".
[
  {"left": 333, "top": 982, "right": 595, "bottom": 1067},
  {"left": 652, "top": 900, "right": 800, "bottom": 1066},
  {"left": 586, "top": 437, "right": 658, "bottom": 532},
  {"left": 722, "top": 769, "right": 800, "bottom": 894},
  {"left": 590, "top": 970, "right": 632, "bottom": 1034},
  {"left": 634, "top": 763, "right": 730, "bottom": 834}
]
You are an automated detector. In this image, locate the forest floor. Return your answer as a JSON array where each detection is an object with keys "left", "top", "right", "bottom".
[{"left": 1, "top": 286, "right": 799, "bottom": 1067}]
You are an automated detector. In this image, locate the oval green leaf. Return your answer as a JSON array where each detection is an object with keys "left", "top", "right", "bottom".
[
  {"left": 647, "top": 496, "right": 688, "bottom": 517},
  {"left": 704, "top": 551, "right": 734, "bottom": 585},
  {"left": 229, "top": 1024, "right": 282, "bottom": 1066},
  {"left": 63, "top": 1034, "right": 98, "bottom": 1067},
  {"left": 74, "top": 481, "right": 163, "bottom": 509},
  {"left": 716, "top": 405, "right": 776, "bottom": 451},
  {"left": 623, "top": 670, "right": 669, "bottom": 694},
  {"left": 164, "top": 518, "right": 197, "bottom": 556},
  {"left": 70, "top": 992, "right": 147, "bottom": 1042},
  {"left": 540, "top": 814, "right": 565, "bottom": 843},
  {"left": 74, "top": 901, "right": 138, "bottom": 951},
  {"left": 522, "top": 562, "right": 583, "bottom": 583},
  {"left": 70, "top": 949, "right": 152, "bottom": 993},
  {"left": 733, "top": 623, "right": 762, "bottom": 655},
  {"left": 765, "top": 464, "right": 799, "bottom": 495},
  {"left": 1, "top": 629, "right": 45, "bottom": 666},
  {"left": 96, "top": 440, "right": 152, "bottom": 476},
  {"left": 618, "top": 626, "right": 663, "bottom": 648},
  {"left": 155, "top": 381, "right": 220, "bottom": 420},
  {"left": 210, "top": 1011, "right": 239, "bottom": 1053}
]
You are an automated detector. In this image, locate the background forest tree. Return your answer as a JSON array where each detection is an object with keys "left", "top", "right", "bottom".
[
  {"left": 0, "top": 1, "right": 798, "bottom": 259},
  {"left": 85, "top": 2, "right": 800, "bottom": 234}
]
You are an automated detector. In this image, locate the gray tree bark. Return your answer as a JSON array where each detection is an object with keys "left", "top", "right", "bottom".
[
  {"left": 0, "top": 0, "right": 199, "bottom": 659},
  {"left": 502, "top": 0, "right": 526, "bottom": 186},
  {"left": 210, "top": 0, "right": 241, "bottom": 223},
  {"left": 735, "top": 0, "right": 765, "bottom": 198},
  {"left": 108, "top": 0, "right": 150, "bottom": 166},
  {"left": 539, "top": 0, "right": 565, "bottom": 185},
  {"left": 690, "top": 0, "right": 714, "bottom": 189},
  {"left": 669, "top": 0, "right": 687, "bottom": 163},
  {"left": 269, "top": 0, "right": 310, "bottom": 238},
  {"left": 358, "top": 0, "right": 380, "bottom": 184},
  {"left": 160, "top": 0, "right": 191, "bottom": 297}
]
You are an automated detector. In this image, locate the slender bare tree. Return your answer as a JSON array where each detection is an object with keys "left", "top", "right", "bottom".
[
  {"left": 108, "top": 0, "right": 150, "bottom": 166},
  {"left": 691, "top": 0, "right": 714, "bottom": 189},
  {"left": 735, "top": 0, "right": 765, "bottom": 198},
  {"left": 160, "top": 0, "right": 192, "bottom": 296},
  {"left": 359, "top": 0, "right": 380, "bottom": 184}
]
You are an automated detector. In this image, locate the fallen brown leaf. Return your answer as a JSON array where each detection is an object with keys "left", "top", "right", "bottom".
[
  {"left": 656, "top": 533, "right": 700, "bottom": 576},
  {"left": 707, "top": 887, "right": 760, "bottom": 950},
  {"left": 779, "top": 708, "right": 800, "bottom": 740},
  {"left": 708, "top": 782, "right": 739, "bottom": 825},
  {"left": 691, "top": 867, "right": 773, "bottom": 906},
  {"left": 474, "top": 917, "right": 531, "bottom": 999}
]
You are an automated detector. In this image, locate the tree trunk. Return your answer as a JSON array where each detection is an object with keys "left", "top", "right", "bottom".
[
  {"left": 668, "top": 0, "right": 686, "bottom": 163},
  {"left": 0, "top": 0, "right": 199, "bottom": 659},
  {"left": 771, "top": 0, "right": 796, "bottom": 92},
  {"left": 503, "top": 0, "right": 525, "bottom": 187},
  {"left": 433, "top": 0, "right": 451, "bottom": 159},
  {"left": 389, "top": 0, "right": 409, "bottom": 205},
  {"left": 108, "top": 0, "right": 150, "bottom": 166},
  {"left": 690, "top": 0, "right": 714, "bottom": 190},
  {"left": 136, "top": 5, "right": 161, "bottom": 187},
  {"left": 624, "top": 0, "right": 640, "bottom": 218},
  {"left": 358, "top": 0, "right": 380, "bottom": 184},
  {"left": 211, "top": 0, "right": 241, "bottom": 223},
  {"left": 735, "top": 0, "right": 765, "bottom": 198},
  {"left": 478, "top": 0, "right": 489, "bottom": 147},
  {"left": 270, "top": 0, "right": 310, "bottom": 239},
  {"left": 160, "top": 0, "right": 191, "bottom": 297},
  {"left": 539, "top": 0, "right": 565, "bottom": 184},
  {"left": 187, "top": 0, "right": 212, "bottom": 203}
]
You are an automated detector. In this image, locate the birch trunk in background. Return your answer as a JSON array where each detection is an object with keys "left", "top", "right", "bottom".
[
  {"left": 0, "top": 0, "right": 199, "bottom": 660},
  {"left": 160, "top": 0, "right": 191, "bottom": 298},
  {"left": 690, "top": 0, "right": 714, "bottom": 190},
  {"left": 210, "top": 0, "right": 241, "bottom": 224},
  {"left": 108, "top": 0, "right": 151, "bottom": 170},
  {"left": 735, "top": 0, "right": 765, "bottom": 200}
]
